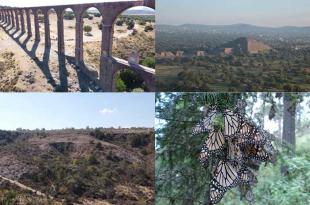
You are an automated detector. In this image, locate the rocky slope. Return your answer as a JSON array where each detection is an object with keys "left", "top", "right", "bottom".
[{"left": 0, "top": 128, "right": 154, "bottom": 205}]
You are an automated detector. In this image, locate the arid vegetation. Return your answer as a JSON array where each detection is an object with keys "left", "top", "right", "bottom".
[
  {"left": 0, "top": 128, "right": 154, "bottom": 204},
  {"left": 0, "top": 51, "right": 22, "bottom": 92}
]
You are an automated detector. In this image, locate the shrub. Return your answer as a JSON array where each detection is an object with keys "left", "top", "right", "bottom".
[
  {"left": 0, "top": 190, "right": 17, "bottom": 205},
  {"left": 126, "top": 20, "right": 135, "bottom": 30},
  {"left": 131, "top": 135, "right": 150, "bottom": 148},
  {"left": 98, "top": 23, "right": 102, "bottom": 30},
  {"left": 141, "top": 57, "right": 155, "bottom": 68},
  {"left": 38, "top": 15, "right": 44, "bottom": 23},
  {"left": 83, "top": 25, "right": 92, "bottom": 34},
  {"left": 138, "top": 20, "right": 146, "bottom": 25},
  {"left": 64, "top": 13, "right": 74, "bottom": 20},
  {"left": 144, "top": 25, "right": 154, "bottom": 32},
  {"left": 94, "top": 13, "right": 101, "bottom": 17},
  {"left": 116, "top": 77, "right": 126, "bottom": 92},
  {"left": 119, "top": 70, "right": 144, "bottom": 91},
  {"left": 115, "top": 19, "right": 124, "bottom": 26},
  {"left": 95, "top": 142, "right": 103, "bottom": 150},
  {"left": 88, "top": 154, "right": 99, "bottom": 165}
]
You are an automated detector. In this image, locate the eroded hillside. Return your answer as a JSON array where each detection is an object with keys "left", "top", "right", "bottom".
[{"left": 0, "top": 128, "right": 154, "bottom": 205}]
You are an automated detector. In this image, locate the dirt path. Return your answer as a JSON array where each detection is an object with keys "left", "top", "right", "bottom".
[{"left": 0, "top": 174, "right": 49, "bottom": 198}]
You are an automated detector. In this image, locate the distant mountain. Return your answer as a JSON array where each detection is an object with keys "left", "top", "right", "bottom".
[
  {"left": 157, "top": 24, "right": 310, "bottom": 34},
  {"left": 123, "top": 8, "right": 155, "bottom": 15}
]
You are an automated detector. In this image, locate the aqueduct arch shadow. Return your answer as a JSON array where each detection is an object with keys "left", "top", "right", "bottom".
[{"left": 0, "top": 0, "right": 155, "bottom": 92}]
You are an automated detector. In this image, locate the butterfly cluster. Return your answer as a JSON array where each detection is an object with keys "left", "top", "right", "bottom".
[{"left": 192, "top": 103, "right": 276, "bottom": 204}]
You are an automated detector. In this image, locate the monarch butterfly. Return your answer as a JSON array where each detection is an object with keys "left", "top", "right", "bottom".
[
  {"left": 239, "top": 120, "right": 254, "bottom": 135},
  {"left": 210, "top": 179, "right": 226, "bottom": 204},
  {"left": 199, "top": 130, "right": 225, "bottom": 165},
  {"left": 199, "top": 146, "right": 209, "bottom": 165},
  {"left": 192, "top": 110, "right": 217, "bottom": 135},
  {"left": 205, "top": 130, "right": 225, "bottom": 152},
  {"left": 228, "top": 140, "right": 243, "bottom": 161},
  {"left": 224, "top": 110, "right": 241, "bottom": 138},
  {"left": 241, "top": 144, "right": 269, "bottom": 161},
  {"left": 238, "top": 167, "right": 257, "bottom": 185},
  {"left": 212, "top": 160, "right": 239, "bottom": 189},
  {"left": 237, "top": 125, "right": 266, "bottom": 146}
]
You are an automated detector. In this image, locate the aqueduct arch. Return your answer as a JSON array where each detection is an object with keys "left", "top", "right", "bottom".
[{"left": 0, "top": 0, "right": 155, "bottom": 92}]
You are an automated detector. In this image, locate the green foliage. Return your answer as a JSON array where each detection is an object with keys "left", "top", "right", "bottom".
[
  {"left": 119, "top": 70, "right": 144, "bottom": 91},
  {"left": 139, "top": 20, "right": 146, "bottom": 25},
  {"left": 141, "top": 57, "right": 155, "bottom": 68},
  {"left": 64, "top": 12, "right": 74, "bottom": 20},
  {"left": 144, "top": 25, "right": 154, "bottom": 32},
  {"left": 115, "top": 70, "right": 146, "bottom": 92},
  {"left": 131, "top": 135, "right": 150, "bottom": 148},
  {"left": 83, "top": 25, "right": 92, "bottom": 33},
  {"left": 93, "top": 13, "right": 101, "bottom": 17},
  {"left": 115, "top": 19, "right": 124, "bottom": 26},
  {"left": 0, "top": 190, "right": 17, "bottom": 205},
  {"left": 90, "top": 128, "right": 113, "bottom": 141},
  {"left": 38, "top": 15, "right": 44, "bottom": 23},
  {"left": 97, "top": 23, "right": 102, "bottom": 30},
  {"left": 126, "top": 20, "right": 135, "bottom": 30},
  {"left": 116, "top": 77, "right": 126, "bottom": 92}
]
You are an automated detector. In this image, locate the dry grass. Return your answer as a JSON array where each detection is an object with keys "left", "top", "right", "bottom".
[{"left": 0, "top": 51, "right": 23, "bottom": 92}]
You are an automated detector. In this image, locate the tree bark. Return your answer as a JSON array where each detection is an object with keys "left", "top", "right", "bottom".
[{"left": 282, "top": 93, "right": 296, "bottom": 153}]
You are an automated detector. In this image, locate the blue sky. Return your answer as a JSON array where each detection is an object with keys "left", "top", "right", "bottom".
[
  {"left": 0, "top": 93, "right": 154, "bottom": 130},
  {"left": 157, "top": 0, "right": 310, "bottom": 27}
]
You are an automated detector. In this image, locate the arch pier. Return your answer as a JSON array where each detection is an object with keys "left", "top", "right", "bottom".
[{"left": 0, "top": 0, "right": 155, "bottom": 91}]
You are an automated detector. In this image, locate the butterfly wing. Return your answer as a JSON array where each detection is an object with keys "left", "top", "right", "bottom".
[
  {"left": 206, "top": 130, "right": 225, "bottom": 152},
  {"left": 192, "top": 109, "right": 217, "bottom": 135},
  {"left": 199, "top": 146, "right": 209, "bottom": 165},
  {"left": 210, "top": 179, "right": 226, "bottom": 204},
  {"left": 242, "top": 144, "right": 269, "bottom": 161},
  {"left": 238, "top": 167, "right": 257, "bottom": 185},
  {"left": 224, "top": 110, "right": 241, "bottom": 138},
  {"left": 213, "top": 160, "right": 239, "bottom": 189},
  {"left": 199, "top": 130, "right": 225, "bottom": 165}
]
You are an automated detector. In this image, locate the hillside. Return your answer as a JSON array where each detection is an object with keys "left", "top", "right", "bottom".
[
  {"left": 0, "top": 128, "right": 154, "bottom": 205},
  {"left": 221, "top": 37, "right": 272, "bottom": 54}
]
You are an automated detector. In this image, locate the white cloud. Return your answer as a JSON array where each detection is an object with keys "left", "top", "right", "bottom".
[{"left": 99, "top": 108, "right": 117, "bottom": 115}]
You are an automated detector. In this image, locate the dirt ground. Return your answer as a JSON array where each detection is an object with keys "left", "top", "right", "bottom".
[{"left": 0, "top": 12, "right": 155, "bottom": 92}]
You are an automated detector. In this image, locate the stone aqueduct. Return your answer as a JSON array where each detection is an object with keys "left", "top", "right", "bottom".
[{"left": 0, "top": 0, "right": 155, "bottom": 91}]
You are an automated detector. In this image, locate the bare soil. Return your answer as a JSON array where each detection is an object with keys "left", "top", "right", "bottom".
[{"left": 0, "top": 13, "right": 154, "bottom": 92}]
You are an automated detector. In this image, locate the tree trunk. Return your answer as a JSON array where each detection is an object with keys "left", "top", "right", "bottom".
[{"left": 282, "top": 93, "right": 296, "bottom": 153}]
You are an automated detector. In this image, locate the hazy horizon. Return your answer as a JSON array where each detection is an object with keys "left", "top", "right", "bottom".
[
  {"left": 157, "top": 23, "right": 310, "bottom": 28},
  {"left": 157, "top": 0, "right": 310, "bottom": 27}
]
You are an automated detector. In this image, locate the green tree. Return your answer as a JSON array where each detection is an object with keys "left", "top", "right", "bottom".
[{"left": 83, "top": 25, "right": 92, "bottom": 35}]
